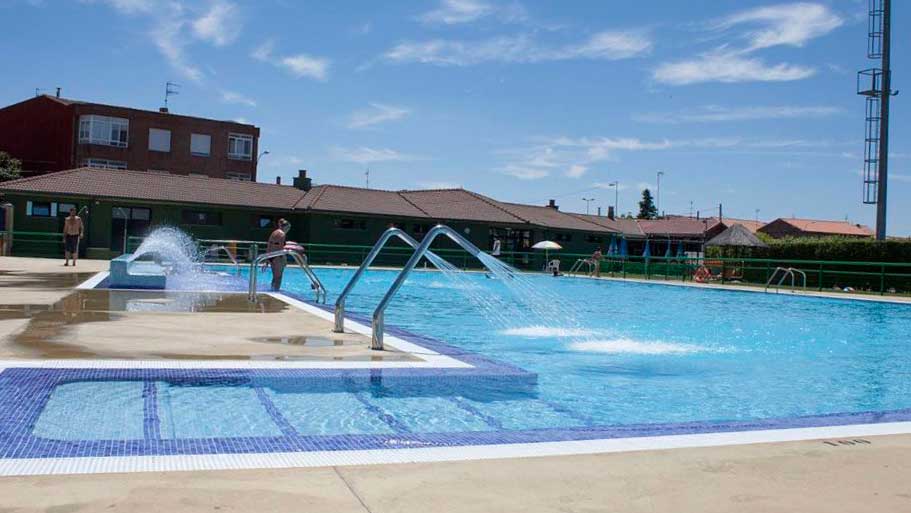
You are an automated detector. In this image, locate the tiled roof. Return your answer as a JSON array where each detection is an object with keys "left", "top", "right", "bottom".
[
  {"left": 399, "top": 189, "right": 526, "bottom": 224},
  {"left": 567, "top": 213, "right": 644, "bottom": 237},
  {"left": 717, "top": 217, "right": 765, "bottom": 233},
  {"left": 766, "top": 218, "right": 874, "bottom": 237},
  {"left": 638, "top": 217, "right": 722, "bottom": 237},
  {"left": 491, "top": 201, "right": 617, "bottom": 233},
  {"left": 0, "top": 167, "right": 303, "bottom": 210},
  {"left": 295, "top": 185, "right": 430, "bottom": 218}
]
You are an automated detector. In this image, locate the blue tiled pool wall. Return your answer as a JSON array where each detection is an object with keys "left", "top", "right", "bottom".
[{"left": 4, "top": 365, "right": 911, "bottom": 461}]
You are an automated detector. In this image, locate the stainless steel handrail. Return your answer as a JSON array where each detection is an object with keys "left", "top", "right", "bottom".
[
  {"left": 204, "top": 245, "right": 240, "bottom": 274},
  {"left": 765, "top": 266, "right": 807, "bottom": 292},
  {"left": 248, "top": 249, "right": 327, "bottom": 303},
  {"left": 333, "top": 227, "right": 454, "bottom": 333},
  {"left": 371, "top": 224, "right": 492, "bottom": 350},
  {"left": 568, "top": 258, "right": 593, "bottom": 276}
]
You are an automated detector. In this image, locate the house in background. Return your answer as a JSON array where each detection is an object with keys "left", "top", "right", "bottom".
[
  {"left": 759, "top": 218, "right": 874, "bottom": 239},
  {"left": 0, "top": 94, "right": 260, "bottom": 180}
]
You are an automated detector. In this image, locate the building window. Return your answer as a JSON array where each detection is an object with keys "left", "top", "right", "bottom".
[
  {"left": 191, "top": 133, "right": 211, "bottom": 156},
  {"left": 554, "top": 233, "right": 573, "bottom": 242},
  {"left": 57, "top": 203, "right": 78, "bottom": 216},
  {"left": 585, "top": 235, "right": 603, "bottom": 243},
  {"left": 148, "top": 128, "right": 171, "bottom": 152},
  {"left": 82, "top": 158, "right": 127, "bottom": 170},
  {"left": 26, "top": 201, "right": 52, "bottom": 217},
  {"left": 256, "top": 215, "right": 275, "bottom": 229},
  {"left": 182, "top": 210, "right": 222, "bottom": 226},
  {"left": 334, "top": 218, "right": 366, "bottom": 230},
  {"left": 113, "top": 206, "right": 150, "bottom": 221},
  {"left": 78, "top": 115, "right": 129, "bottom": 147},
  {"left": 227, "top": 133, "right": 253, "bottom": 160},
  {"left": 226, "top": 172, "right": 251, "bottom": 181}
]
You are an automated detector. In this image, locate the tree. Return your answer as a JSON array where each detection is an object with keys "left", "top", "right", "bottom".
[
  {"left": 0, "top": 152, "right": 22, "bottom": 182},
  {"left": 637, "top": 188, "right": 658, "bottom": 219}
]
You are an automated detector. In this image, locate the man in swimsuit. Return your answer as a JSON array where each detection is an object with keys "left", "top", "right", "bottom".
[
  {"left": 266, "top": 218, "right": 291, "bottom": 290},
  {"left": 63, "top": 207, "right": 83, "bottom": 267}
]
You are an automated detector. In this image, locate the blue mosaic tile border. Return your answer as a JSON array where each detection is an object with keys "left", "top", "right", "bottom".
[{"left": 2, "top": 366, "right": 911, "bottom": 461}]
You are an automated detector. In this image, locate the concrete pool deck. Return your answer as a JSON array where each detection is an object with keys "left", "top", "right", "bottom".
[{"left": 3, "top": 255, "right": 911, "bottom": 512}]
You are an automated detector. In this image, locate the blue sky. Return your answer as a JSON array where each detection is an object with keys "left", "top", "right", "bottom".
[{"left": 2, "top": 0, "right": 909, "bottom": 234}]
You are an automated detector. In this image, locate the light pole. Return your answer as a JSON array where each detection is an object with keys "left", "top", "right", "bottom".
[
  {"left": 582, "top": 197, "right": 595, "bottom": 215},
  {"left": 656, "top": 171, "right": 664, "bottom": 218},
  {"left": 608, "top": 181, "right": 619, "bottom": 216},
  {"left": 755, "top": 209, "right": 760, "bottom": 223}
]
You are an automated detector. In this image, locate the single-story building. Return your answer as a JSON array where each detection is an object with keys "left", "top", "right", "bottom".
[{"left": 758, "top": 218, "right": 873, "bottom": 239}]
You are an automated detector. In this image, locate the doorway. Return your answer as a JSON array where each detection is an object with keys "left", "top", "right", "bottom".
[{"left": 111, "top": 206, "right": 151, "bottom": 254}]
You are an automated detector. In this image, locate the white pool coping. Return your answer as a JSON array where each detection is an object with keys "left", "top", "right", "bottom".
[{"left": 1, "top": 420, "right": 909, "bottom": 477}]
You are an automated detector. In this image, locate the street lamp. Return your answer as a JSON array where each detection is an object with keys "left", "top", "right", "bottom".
[
  {"left": 582, "top": 197, "right": 595, "bottom": 215},
  {"left": 257, "top": 150, "right": 270, "bottom": 162},
  {"left": 656, "top": 171, "right": 664, "bottom": 217},
  {"left": 608, "top": 181, "right": 619, "bottom": 216}
]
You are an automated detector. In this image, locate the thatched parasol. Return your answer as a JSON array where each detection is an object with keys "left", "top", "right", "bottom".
[{"left": 706, "top": 224, "right": 768, "bottom": 248}]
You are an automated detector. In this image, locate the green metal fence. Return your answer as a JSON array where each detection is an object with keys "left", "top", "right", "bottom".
[{"left": 5, "top": 231, "right": 911, "bottom": 296}]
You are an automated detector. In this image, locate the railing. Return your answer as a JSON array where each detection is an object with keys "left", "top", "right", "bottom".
[
  {"left": 202, "top": 244, "right": 241, "bottom": 274},
  {"left": 371, "top": 224, "right": 498, "bottom": 350},
  {"left": 333, "top": 227, "right": 454, "bottom": 333},
  {"left": 765, "top": 267, "right": 808, "bottom": 292},
  {"left": 248, "top": 249, "right": 327, "bottom": 303},
  {"left": 568, "top": 258, "right": 594, "bottom": 276}
]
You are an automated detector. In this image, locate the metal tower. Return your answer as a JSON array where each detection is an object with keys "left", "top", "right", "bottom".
[{"left": 857, "top": 0, "right": 895, "bottom": 240}]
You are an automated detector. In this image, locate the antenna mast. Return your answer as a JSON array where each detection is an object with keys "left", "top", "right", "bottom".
[{"left": 164, "top": 82, "right": 180, "bottom": 110}]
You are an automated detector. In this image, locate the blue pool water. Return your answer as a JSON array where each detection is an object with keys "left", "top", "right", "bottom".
[{"left": 19, "top": 266, "right": 911, "bottom": 450}]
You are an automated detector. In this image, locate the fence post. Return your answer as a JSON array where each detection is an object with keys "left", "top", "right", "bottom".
[
  {"left": 881, "top": 264, "right": 886, "bottom": 295},
  {"left": 818, "top": 264, "right": 823, "bottom": 291}
]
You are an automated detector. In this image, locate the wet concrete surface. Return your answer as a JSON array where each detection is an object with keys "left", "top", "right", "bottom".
[
  {"left": 0, "top": 270, "right": 97, "bottom": 289},
  {"left": 0, "top": 287, "right": 415, "bottom": 362}
]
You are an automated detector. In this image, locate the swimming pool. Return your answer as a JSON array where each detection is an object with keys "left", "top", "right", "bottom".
[{"left": 3, "top": 266, "right": 911, "bottom": 471}]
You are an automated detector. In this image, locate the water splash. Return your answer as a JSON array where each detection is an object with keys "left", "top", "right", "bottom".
[
  {"left": 569, "top": 339, "right": 711, "bottom": 355},
  {"left": 130, "top": 227, "right": 243, "bottom": 291}
]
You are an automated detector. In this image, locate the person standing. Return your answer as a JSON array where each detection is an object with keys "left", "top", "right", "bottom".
[
  {"left": 63, "top": 207, "right": 83, "bottom": 267},
  {"left": 590, "top": 247, "right": 603, "bottom": 278},
  {"left": 266, "top": 218, "right": 291, "bottom": 290}
]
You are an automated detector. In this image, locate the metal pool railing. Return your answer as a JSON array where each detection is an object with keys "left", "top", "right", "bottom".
[{"left": 248, "top": 249, "right": 327, "bottom": 303}]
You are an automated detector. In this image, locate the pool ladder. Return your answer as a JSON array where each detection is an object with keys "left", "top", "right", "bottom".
[
  {"left": 203, "top": 245, "right": 241, "bottom": 275},
  {"left": 366, "top": 224, "right": 502, "bottom": 350},
  {"left": 765, "top": 267, "right": 807, "bottom": 293},
  {"left": 333, "top": 227, "right": 452, "bottom": 335},
  {"left": 248, "top": 249, "right": 327, "bottom": 303},
  {"left": 568, "top": 258, "right": 594, "bottom": 276}
]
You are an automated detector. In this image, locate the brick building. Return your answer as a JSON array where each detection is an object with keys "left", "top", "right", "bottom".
[
  {"left": 758, "top": 218, "right": 873, "bottom": 239},
  {"left": 0, "top": 94, "right": 260, "bottom": 180}
]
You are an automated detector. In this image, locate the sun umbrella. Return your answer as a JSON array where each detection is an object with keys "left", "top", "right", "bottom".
[
  {"left": 642, "top": 239, "right": 651, "bottom": 261},
  {"left": 677, "top": 241, "right": 686, "bottom": 258},
  {"left": 664, "top": 240, "right": 673, "bottom": 259},
  {"left": 619, "top": 238, "right": 628, "bottom": 258},
  {"left": 531, "top": 240, "right": 562, "bottom": 268},
  {"left": 607, "top": 235, "right": 617, "bottom": 257}
]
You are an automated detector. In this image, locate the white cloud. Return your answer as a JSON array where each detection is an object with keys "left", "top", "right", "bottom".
[
  {"left": 497, "top": 164, "right": 550, "bottom": 180},
  {"left": 718, "top": 2, "right": 843, "bottom": 52},
  {"left": 192, "top": 1, "right": 241, "bottom": 47},
  {"left": 220, "top": 90, "right": 256, "bottom": 107},
  {"left": 150, "top": 14, "right": 205, "bottom": 83},
  {"left": 653, "top": 3, "right": 841, "bottom": 86},
  {"left": 653, "top": 51, "right": 814, "bottom": 85},
  {"left": 419, "top": 0, "right": 493, "bottom": 24},
  {"left": 634, "top": 104, "right": 842, "bottom": 124},
  {"left": 566, "top": 164, "right": 588, "bottom": 178},
  {"left": 347, "top": 103, "right": 410, "bottom": 129},
  {"left": 384, "top": 30, "right": 651, "bottom": 66},
  {"left": 330, "top": 146, "right": 420, "bottom": 164},
  {"left": 85, "top": 0, "right": 155, "bottom": 14},
  {"left": 252, "top": 40, "right": 330, "bottom": 81}
]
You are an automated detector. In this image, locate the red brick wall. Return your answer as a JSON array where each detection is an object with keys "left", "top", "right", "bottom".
[
  {"left": 0, "top": 96, "right": 74, "bottom": 174},
  {"left": 72, "top": 104, "right": 260, "bottom": 180}
]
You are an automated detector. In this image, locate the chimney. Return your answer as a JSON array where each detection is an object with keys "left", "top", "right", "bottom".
[
  {"left": 293, "top": 169, "right": 312, "bottom": 191},
  {"left": 55, "top": 87, "right": 61, "bottom": 98},
  {"left": 275, "top": 176, "right": 282, "bottom": 185},
  {"left": 547, "top": 199, "right": 558, "bottom": 210},
  {"left": 597, "top": 206, "right": 601, "bottom": 216},
  {"left": 607, "top": 206, "right": 615, "bottom": 220},
  {"left": 159, "top": 107, "right": 169, "bottom": 113}
]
